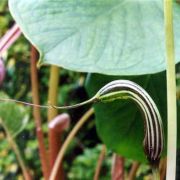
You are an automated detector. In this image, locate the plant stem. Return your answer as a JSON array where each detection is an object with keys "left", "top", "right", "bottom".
[
  {"left": 159, "top": 158, "right": 167, "bottom": 180},
  {"left": 127, "top": 161, "right": 140, "bottom": 180},
  {"left": 152, "top": 167, "right": 160, "bottom": 180},
  {"left": 49, "top": 108, "right": 94, "bottom": 180},
  {"left": 164, "top": 0, "right": 177, "bottom": 180},
  {"left": 48, "top": 114, "right": 70, "bottom": 180},
  {"left": 94, "top": 145, "right": 106, "bottom": 180},
  {"left": 47, "top": 65, "right": 59, "bottom": 122},
  {"left": 0, "top": 23, "right": 21, "bottom": 54},
  {"left": 0, "top": 119, "right": 32, "bottom": 180},
  {"left": 47, "top": 65, "right": 62, "bottom": 180},
  {"left": 30, "top": 46, "right": 50, "bottom": 179},
  {"left": 111, "top": 154, "right": 124, "bottom": 180},
  {"left": 8, "top": 135, "right": 32, "bottom": 180}
]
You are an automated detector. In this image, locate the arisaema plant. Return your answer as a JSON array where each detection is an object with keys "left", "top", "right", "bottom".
[{"left": 0, "top": 0, "right": 178, "bottom": 179}]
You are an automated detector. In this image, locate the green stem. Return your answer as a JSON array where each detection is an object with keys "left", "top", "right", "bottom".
[
  {"left": 0, "top": 119, "right": 32, "bottom": 180},
  {"left": 164, "top": 1, "right": 177, "bottom": 180},
  {"left": 47, "top": 66, "right": 60, "bottom": 122},
  {"left": 8, "top": 136, "right": 32, "bottom": 180},
  {"left": 47, "top": 65, "right": 62, "bottom": 180},
  {"left": 152, "top": 168, "right": 160, "bottom": 180}
]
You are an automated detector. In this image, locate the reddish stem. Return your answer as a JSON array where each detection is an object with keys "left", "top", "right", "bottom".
[
  {"left": 30, "top": 46, "right": 50, "bottom": 179},
  {"left": 0, "top": 23, "right": 21, "bottom": 54},
  {"left": 93, "top": 145, "right": 106, "bottom": 180},
  {"left": 111, "top": 154, "right": 124, "bottom": 180},
  {"left": 160, "top": 158, "right": 167, "bottom": 180},
  {"left": 127, "top": 161, "right": 140, "bottom": 180},
  {"left": 48, "top": 113, "right": 70, "bottom": 180}
]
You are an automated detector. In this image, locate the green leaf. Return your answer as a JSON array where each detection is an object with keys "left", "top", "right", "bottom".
[
  {"left": 68, "top": 145, "right": 111, "bottom": 180},
  {"left": 0, "top": 92, "right": 29, "bottom": 137},
  {"left": 85, "top": 72, "right": 173, "bottom": 162},
  {"left": 8, "top": 0, "right": 180, "bottom": 75}
]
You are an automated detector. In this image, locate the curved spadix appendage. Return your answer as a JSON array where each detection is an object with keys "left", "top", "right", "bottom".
[
  {"left": 96, "top": 80, "right": 164, "bottom": 166},
  {"left": 51, "top": 96, "right": 98, "bottom": 110},
  {"left": 54, "top": 80, "right": 164, "bottom": 165},
  {"left": 0, "top": 80, "right": 164, "bottom": 165}
]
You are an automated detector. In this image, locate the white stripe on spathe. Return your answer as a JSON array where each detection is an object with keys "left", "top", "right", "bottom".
[{"left": 96, "top": 80, "right": 164, "bottom": 165}]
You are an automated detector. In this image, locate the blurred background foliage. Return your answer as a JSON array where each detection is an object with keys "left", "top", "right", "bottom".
[
  {"left": 0, "top": 0, "right": 180, "bottom": 179},
  {"left": 0, "top": 1, "right": 106, "bottom": 179}
]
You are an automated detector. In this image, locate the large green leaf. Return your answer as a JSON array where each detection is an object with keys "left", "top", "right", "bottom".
[
  {"left": 85, "top": 72, "right": 180, "bottom": 162},
  {"left": 0, "top": 92, "right": 29, "bottom": 137},
  {"left": 9, "top": 0, "right": 180, "bottom": 75}
]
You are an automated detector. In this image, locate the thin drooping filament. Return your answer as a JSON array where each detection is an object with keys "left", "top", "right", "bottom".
[{"left": 0, "top": 80, "right": 163, "bottom": 165}]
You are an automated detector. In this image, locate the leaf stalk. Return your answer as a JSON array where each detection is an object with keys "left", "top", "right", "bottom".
[{"left": 164, "top": 0, "right": 177, "bottom": 179}]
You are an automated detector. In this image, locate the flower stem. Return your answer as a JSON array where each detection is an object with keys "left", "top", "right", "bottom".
[
  {"left": 164, "top": 0, "right": 177, "bottom": 179},
  {"left": 152, "top": 167, "right": 160, "bottom": 180},
  {"left": 47, "top": 66, "right": 59, "bottom": 122}
]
